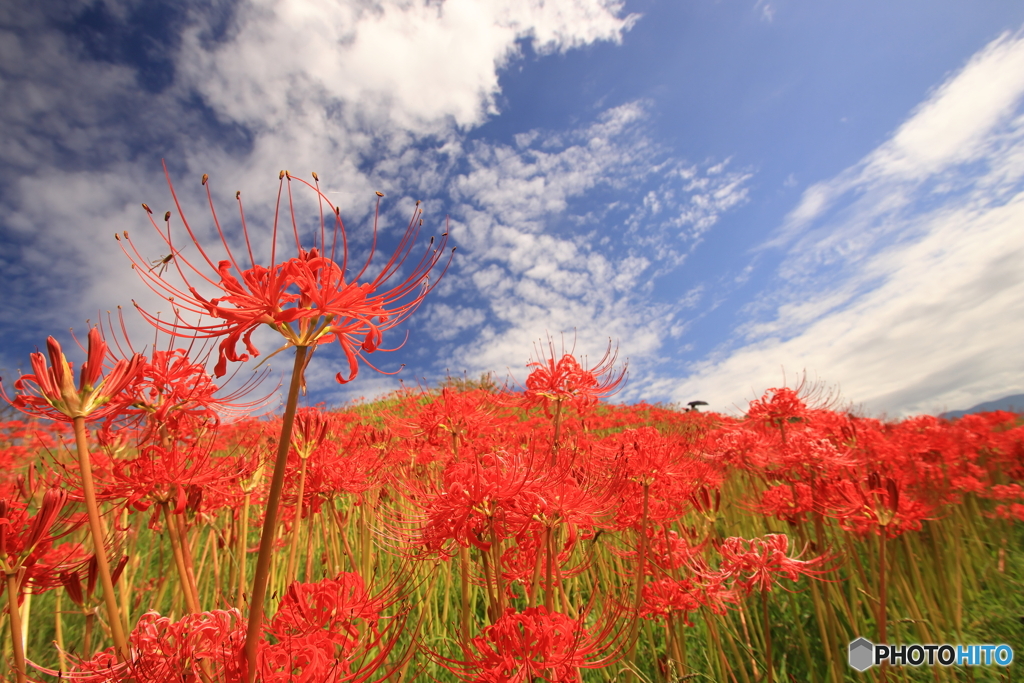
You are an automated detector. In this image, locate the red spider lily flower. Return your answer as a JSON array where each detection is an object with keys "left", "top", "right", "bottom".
[
  {"left": 291, "top": 407, "right": 331, "bottom": 459},
  {"left": 400, "top": 386, "right": 505, "bottom": 456},
  {"left": 0, "top": 487, "right": 72, "bottom": 591},
  {"left": 442, "top": 606, "right": 623, "bottom": 683},
  {"left": 23, "top": 541, "right": 91, "bottom": 594},
  {"left": 747, "top": 387, "right": 809, "bottom": 429},
  {"left": 118, "top": 163, "right": 454, "bottom": 383},
  {"left": 2, "top": 487, "right": 74, "bottom": 683},
  {"left": 58, "top": 552, "right": 131, "bottom": 612},
  {"left": 101, "top": 339, "right": 269, "bottom": 444},
  {"left": 521, "top": 337, "right": 627, "bottom": 415},
  {"left": 640, "top": 577, "right": 735, "bottom": 625},
  {"left": 419, "top": 450, "right": 538, "bottom": 555},
  {"left": 755, "top": 481, "right": 819, "bottom": 525},
  {"left": 828, "top": 470, "right": 934, "bottom": 538},
  {"left": 50, "top": 608, "right": 248, "bottom": 682},
  {"left": 1, "top": 327, "right": 144, "bottom": 422},
  {"left": 266, "top": 575, "right": 384, "bottom": 655},
  {"left": 603, "top": 427, "right": 724, "bottom": 530},
  {"left": 716, "top": 533, "right": 834, "bottom": 596},
  {"left": 102, "top": 440, "right": 252, "bottom": 523},
  {"left": 642, "top": 526, "right": 707, "bottom": 572},
  {"left": 259, "top": 574, "right": 407, "bottom": 683}
]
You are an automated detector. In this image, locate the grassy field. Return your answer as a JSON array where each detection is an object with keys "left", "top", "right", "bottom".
[{"left": 1, "top": 378, "right": 1021, "bottom": 682}]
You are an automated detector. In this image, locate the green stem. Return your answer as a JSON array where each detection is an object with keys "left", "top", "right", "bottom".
[
  {"left": 72, "top": 416, "right": 129, "bottom": 660},
  {"left": 459, "top": 545, "right": 471, "bottom": 650},
  {"left": 5, "top": 572, "right": 26, "bottom": 683},
  {"left": 162, "top": 501, "right": 199, "bottom": 615},
  {"left": 625, "top": 484, "right": 650, "bottom": 682},
  {"left": 175, "top": 509, "right": 202, "bottom": 611},
  {"left": 243, "top": 344, "right": 309, "bottom": 683},
  {"left": 762, "top": 590, "right": 773, "bottom": 683},
  {"left": 551, "top": 399, "right": 563, "bottom": 467},
  {"left": 285, "top": 458, "right": 309, "bottom": 585},
  {"left": 879, "top": 530, "right": 889, "bottom": 683},
  {"left": 237, "top": 493, "right": 250, "bottom": 610},
  {"left": 55, "top": 588, "right": 68, "bottom": 676}
]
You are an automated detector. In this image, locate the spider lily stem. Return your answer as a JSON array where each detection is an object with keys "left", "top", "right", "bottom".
[
  {"left": 761, "top": 590, "right": 773, "bottom": 683},
  {"left": 285, "top": 457, "right": 309, "bottom": 585},
  {"left": 72, "top": 416, "right": 130, "bottom": 661},
  {"left": 304, "top": 509, "right": 316, "bottom": 582},
  {"left": 177, "top": 511, "right": 202, "bottom": 610},
  {"left": 55, "top": 588, "right": 68, "bottom": 675},
  {"left": 5, "top": 572, "right": 26, "bottom": 683},
  {"left": 551, "top": 399, "right": 563, "bottom": 467},
  {"left": 162, "top": 501, "right": 200, "bottom": 614},
  {"left": 528, "top": 530, "right": 544, "bottom": 609},
  {"left": 243, "top": 344, "right": 308, "bottom": 683},
  {"left": 624, "top": 483, "right": 650, "bottom": 683},
  {"left": 459, "top": 544, "right": 471, "bottom": 649},
  {"left": 878, "top": 530, "right": 889, "bottom": 683},
  {"left": 236, "top": 493, "right": 250, "bottom": 610}
]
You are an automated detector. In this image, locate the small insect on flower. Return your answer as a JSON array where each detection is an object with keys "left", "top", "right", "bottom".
[{"left": 148, "top": 248, "right": 183, "bottom": 277}]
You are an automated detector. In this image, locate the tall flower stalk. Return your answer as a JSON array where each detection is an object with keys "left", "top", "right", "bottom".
[
  {"left": 119, "top": 163, "right": 453, "bottom": 680},
  {"left": 1, "top": 328, "right": 142, "bottom": 661}
]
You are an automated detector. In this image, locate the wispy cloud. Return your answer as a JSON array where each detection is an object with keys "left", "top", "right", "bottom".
[
  {"left": 424, "top": 102, "right": 751, "bottom": 385},
  {"left": 668, "top": 29, "right": 1024, "bottom": 417},
  {"left": 0, "top": 0, "right": 638, "bottom": 383}
]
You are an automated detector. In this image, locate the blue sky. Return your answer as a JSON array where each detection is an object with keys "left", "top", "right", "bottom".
[{"left": 3, "top": 0, "right": 1024, "bottom": 418}]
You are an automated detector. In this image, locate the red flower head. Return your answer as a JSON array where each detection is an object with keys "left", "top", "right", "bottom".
[
  {"left": 260, "top": 574, "right": 405, "bottom": 683},
  {"left": 53, "top": 608, "right": 247, "bottom": 682},
  {"left": 2, "top": 327, "right": 144, "bottom": 422},
  {"left": 290, "top": 407, "right": 331, "bottom": 460},
  {"left": 521, "top": 336, "right": 627, "bottom": 415},
  {"left": 0, "top": 487, "right": 72, "bottom": 584},
  {"left": 118, "top": 162, "right": 454, "bottom": 384},
  {"left": 716, "top": 533, "right": 834, "bottom": 595}
]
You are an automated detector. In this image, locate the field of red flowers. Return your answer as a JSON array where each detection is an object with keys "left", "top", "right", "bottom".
[{"left": 0, "top": 169, "right": 1021, "bottom": 682}]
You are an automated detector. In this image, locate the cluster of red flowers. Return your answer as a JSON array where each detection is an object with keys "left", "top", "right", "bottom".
[{"left": 0, "top": 366, "right": 1021, "bottom": 680}]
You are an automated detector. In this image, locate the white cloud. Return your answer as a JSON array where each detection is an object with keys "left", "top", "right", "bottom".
[
  {"left": 182, "top": 0, "right": 638, "bottom": 133},
  {"left": 773, "top": 28, "right": 1024, "bottom": 247},
  {"left": 0, "top": 0, "right": 638, "bottom": 384},
  {"left": 428, "top": 102, "right": 749, "bottom": 385},
  {"left": 671, "top": 29, "right": 1024, "bottom": 418}
]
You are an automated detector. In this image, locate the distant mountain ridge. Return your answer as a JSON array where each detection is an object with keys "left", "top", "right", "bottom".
[{"left": 939, "top": 393, "right": 1024, "bottom": 420}]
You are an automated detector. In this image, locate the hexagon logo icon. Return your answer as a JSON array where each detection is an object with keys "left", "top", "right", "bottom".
[{"left": 849, "top": 637, "right": 875, "bottom": 671}]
